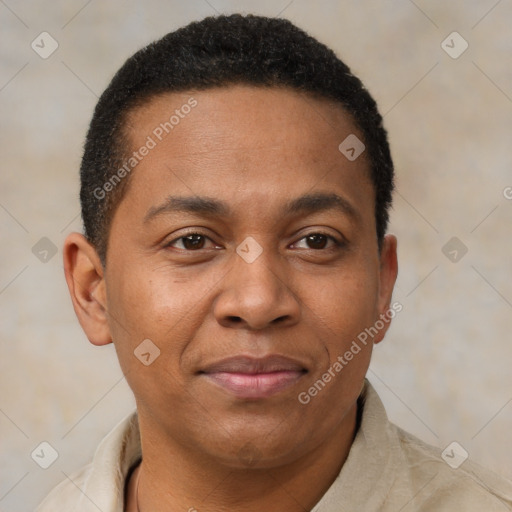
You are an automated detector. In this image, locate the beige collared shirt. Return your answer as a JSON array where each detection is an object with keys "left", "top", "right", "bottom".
[{"left": 37, "top": 381, "right": 512, "bottom": 511}]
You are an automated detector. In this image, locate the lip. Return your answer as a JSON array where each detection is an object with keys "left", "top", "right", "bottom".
[{"left": 200, "top": 355, "right": 307, "bottom": 399}]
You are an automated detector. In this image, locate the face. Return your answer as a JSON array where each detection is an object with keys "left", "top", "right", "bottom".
[{"left": 66, "top": 85, "right": 397, "bottom": 469}]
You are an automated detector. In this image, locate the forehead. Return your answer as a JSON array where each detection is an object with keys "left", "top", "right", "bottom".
[
  {"left": 118, "top": 85, "right": 373, "bottom": 222},
  {"left": 125, "top": 84, "right": 364, "bottom": 159}
]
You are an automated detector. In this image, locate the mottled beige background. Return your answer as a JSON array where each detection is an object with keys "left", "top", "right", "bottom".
[{"left": 1, "top": 0, "right": 512, "bottom": 510}]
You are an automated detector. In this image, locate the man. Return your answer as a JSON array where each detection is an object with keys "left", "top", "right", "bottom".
[{"left": 38, "top": 14, "right": 512, "bottom": 512}]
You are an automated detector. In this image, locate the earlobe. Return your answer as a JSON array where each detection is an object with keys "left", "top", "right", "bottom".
[
  {"left": 374, "top": 234, "right": 398, "bottom": 344},
  {"left": 63, "top": 232, "right": 112, "bottom": 346}
]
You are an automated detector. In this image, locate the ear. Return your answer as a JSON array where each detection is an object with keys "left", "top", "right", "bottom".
[
  {"left": 63, "top": 232, "right": 112, "bottom": 346},
  {"left": 373, "top": 234, "right": 398, "bottom": 344}
]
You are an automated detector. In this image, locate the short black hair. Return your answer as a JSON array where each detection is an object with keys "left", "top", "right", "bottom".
[{"left": 80, "top": 13, "right": 394, "bottom": 266}]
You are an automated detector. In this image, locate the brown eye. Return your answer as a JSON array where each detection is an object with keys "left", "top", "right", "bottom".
[
  {"left": 305, "top": 234, "right": 328, "bottom": 249},
  {"left": 182, "top": 234, "right": 205, "bottom": 250},
  {"left": 168, "top": 233, "right": 213, "bottom": 250},
  {"left": 292, "top": 232, "right": 341, "bottom": 251}
]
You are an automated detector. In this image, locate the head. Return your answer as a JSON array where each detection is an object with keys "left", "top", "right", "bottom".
[
  {"left": 64, "top": 14, "right": 398, "bottom": 471},
  {"left": 80, "top": 14, "right": 393, "bottom": 266}
]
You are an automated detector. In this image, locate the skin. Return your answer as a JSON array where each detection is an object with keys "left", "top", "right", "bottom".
[{"left": 63, "top": 85, "right": 398, "bottom": 511}]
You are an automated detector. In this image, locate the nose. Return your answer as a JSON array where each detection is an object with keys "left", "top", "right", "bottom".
[{"left": 213, "top": 250, "right": 301, "bottom": 331}]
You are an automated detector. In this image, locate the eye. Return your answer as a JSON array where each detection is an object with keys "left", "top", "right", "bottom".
[
  {"left": 293, "top": 233, "right": 341, "bottom": 250},
  {"left": 166, "top": 233, "right": 217, "bottom": 251}
]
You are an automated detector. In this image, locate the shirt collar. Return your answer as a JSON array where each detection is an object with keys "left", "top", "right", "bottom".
[{"left": 311, "top": 379, "right": 401, "bottom": 511}]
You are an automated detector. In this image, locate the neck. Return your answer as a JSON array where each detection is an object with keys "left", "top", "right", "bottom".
[{"left": 127, "top": 401, "right": 358, "bottom": 512}]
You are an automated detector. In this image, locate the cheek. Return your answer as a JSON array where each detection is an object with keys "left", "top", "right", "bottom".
[
  {"left": 105, "top": 264, "right": 215, "bottom": 381},
  {"left": 305, "top": 264, "right": 380, "bottom": 341},
  {"left": 296, "top": 274, "right": 377, "bottom": 420},
  {"left": 106, "top": 265, "right": 195, "bottom": 335},
  {"left": 105, "top": 269, "right": 197, "bottom": 408}
]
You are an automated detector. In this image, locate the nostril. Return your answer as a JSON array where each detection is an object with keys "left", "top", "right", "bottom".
[
  {"left": 272, "top": 315, "right": 289, "bottom": 324},
  {"left": 227, "top": 316, "right": 242, "bottom": 323}
]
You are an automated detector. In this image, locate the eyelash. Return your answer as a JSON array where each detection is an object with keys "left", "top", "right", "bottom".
[
  {"left": 292, "top": 232, "right": 343, "bottom": 250},
  {"left": 165, "top": 230, "right": 343, "bottom": 251},
  {"left": 165, "top": 231, "right": 220, "bottom": 251}
]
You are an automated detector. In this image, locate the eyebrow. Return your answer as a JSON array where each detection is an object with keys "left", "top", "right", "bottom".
[
  {"left": 144, "top": 196, "right": 230, "bottom": 224},
  {"left": 285, "top": 192, "right": 359, "bottom": 221},
  {"left": 143, "top": 192, "right": 360, "bottom": 224}
]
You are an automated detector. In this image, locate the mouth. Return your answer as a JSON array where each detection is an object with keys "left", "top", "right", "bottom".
[{"left": 199, "top": 355, "right": 308, "bottom": 399}]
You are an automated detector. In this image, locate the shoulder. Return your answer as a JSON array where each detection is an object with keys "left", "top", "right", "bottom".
[
  {"left": 394, "top": 425, "right": 512, "bottom": 511},
  {"left": 36, "top": 464, "right": 93, "bottom": 512},
  {"left": 36, "top": 410, "right": 140, "bottom": 512}
]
